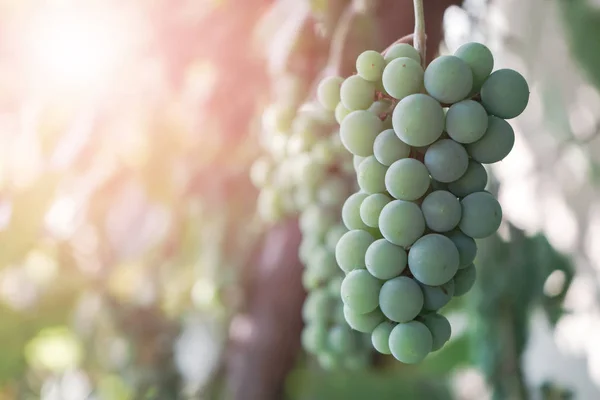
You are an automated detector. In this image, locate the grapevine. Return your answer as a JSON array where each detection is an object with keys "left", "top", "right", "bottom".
[{"left": 318, "top": 1, "right": 530, "bottom": 364}]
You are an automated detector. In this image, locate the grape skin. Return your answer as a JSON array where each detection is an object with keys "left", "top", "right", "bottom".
[
  {"left": 382, "top": 57, "right": 424, "bottom": 100},
  {"left": 389, "top": 321, "right": 432, "bottom": 364},
  {"left": 453, "top": 263, "right": 476, "bottom": 296},
  {"left": 335, "top": 229, "right": 375, "bottom": 273},
  {"left": 420, "top": 190, "right": 462, "bottom": 232},
  {"left": 325, "top": 224, "right": 348, "bottom": 251},
  {"left": 379, "top": 200, "right": 426, "bottom": 247},
  {"left": 466, "top": 116, "right": 515, "bottom": 164},
  {"left": 447, "top": 160, "right": 488, "bottom": 198},
  {"left": 371, "top": 321, "right": 395, "bottom": 354},
  {"left": 424, "top": 139, "right": 469, "bottom": 183},
  {"left": 340, "top": 110, "right": 383, "bottom": 156},
  {"left": 317, "top": 76, "right": 344, "bottom": 111},
  {"left": 459, "top": 191, "right": 503, "bottom": 239},
  {"left": 343, "top": 305, "right": 385, "bottom": 333},
  {"left": 445, "top": 230, "right": 478, "bottom": 268},
  {"left": 384, "top": 43, "right": 421, "bottom": 64},
  {"left": 480, "top": 69, "right": 529, "bottom": 119},
  {"left": 360, "top": 193, "right": 392, "bottom": 228},
  {"left": 342, "top": 192, "right": 370, "bottom": 230},
  {"left": 307, "top": 247, "right": 339, "bottom": 282},
  {"left": 392, "top": 94, "right": 445, "bottom": 147},
  {"left": 341, "top": 269, "right": 383, "bottom": 314},
  {"left": 385, "top": 158, "right": 431, "bottom": 201},
  {"left": 420, "top": 280, "right": 455, "bottom": 311},
  {"left": 302, "top": 288, "right": 335, "bottom": 323},
  {"left": 365, "top": 239, "right": 407, "bottom": 280},
  {"left": 357, "top": 156, "right": 388, "bottom": 194},
  {"left": 328, "top": 325, "right": 358, "bottom": 354},
  {"left": 454, "top": 42, "right": 494, "bottom": 94},
  {"left": 445, "top": 100, "right": 488, "bottom": 144},
  {"left": 373, "top": 129, "right": 411, "bottom": 166},
  {"left": 335, "top": 102, "right": 351, "bottom": 123},
  {"left": 423, "top": 55, "right": 473, "bottom": 104},
  {"left": 408, "top": 234, "right": 460, "bottom": 286},
  {"left": 302, "top": 322, "right": 328, "bottom": 353},
  {"left": 340, "top": 75, "right": 375, "bottom": 111},
  {"left": 379, "top": 276, "right": 424, "bottom": 323},
  {"left": 419, "top": 313, "right": 452, "bottom": 351},
  {"left": 356, "top": 50, "right": 385, "bottom": 82}
]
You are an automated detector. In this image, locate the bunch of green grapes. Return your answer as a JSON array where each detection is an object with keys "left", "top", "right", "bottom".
[
  {"left": 317, "top": 42, "right": 529, "bottom": 363},
  {"left": 252, "top": 96, "right": 373, "bottom": 369}
]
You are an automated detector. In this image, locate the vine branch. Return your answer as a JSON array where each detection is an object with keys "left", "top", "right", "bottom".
[{"left": 413, "top": 0, "right": 426, "bottom": 68}]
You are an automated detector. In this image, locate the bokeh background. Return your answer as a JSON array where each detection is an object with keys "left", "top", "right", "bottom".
[{"left": 0, "top": 0, "right": 598, "bottom": 399}]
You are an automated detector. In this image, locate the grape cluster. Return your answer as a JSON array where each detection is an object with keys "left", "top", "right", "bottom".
[
  {"left": 252, "top": 95, "right": 374, "bottom": 369},
  {"left": 318, "top": 42, "right": 529, "bottom": 364}
]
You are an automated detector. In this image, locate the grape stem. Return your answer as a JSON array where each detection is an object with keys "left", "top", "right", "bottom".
[
  {"left": 381, "top": 33, "right": 415, "bottom": 55},
  {"left": 413, "top": 0, "right": 426, "bottom": 68}
]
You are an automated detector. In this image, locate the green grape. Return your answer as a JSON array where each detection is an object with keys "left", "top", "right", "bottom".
[
  {"left": 444, "top": 230, "right": 477, "bottom": 268},
  {"left": 307, "top": 247, "right": 339, "bottom": 281},
  {"left": 299, "top": 235, "right": 322, "bottom": 265},
  {"left": 480, "top": 69, "right": 529, "bottom": 119},
  {"left": 431, "top": 179, "right": 448, "bottom": 191},
  {"left": 389, "top": 321, "right": 432, "bottom": 364},
  {"left": 453, "top": 264, "right": 476, "bottom": 296},
  {"left": 379, "top": 276, "right": 424, "bottom": 322},
  {"left": 302, "top": 322, "right": 328, "bottom": 353},
  {"left": 343, "top": 305, "right": 385, "bottom": 333},
  {"left": 454, "top": 42, "right": 494, "bottom": 94},
  {"left": 268, "top": 132, "right": 289, "bottom": 160},
  {"left": 340, "top": 110, "right": 382, "bottom": 156},
  {"left": 459, "top": 191, "right": 502, "bottom": 238},
  {"left": 340, "top": 75, "right": 375, "bottom": 110},
  {"left": 371, "top": 321, "right": 395, "bottom": 355},
  {"left": 385, "top": 158, "right": 431, "bottom": 201},
  {"left": 466, "top": 116, "right": 515, "bottom": 164},
  {"left": 447, "top": 160, "right": 488, "bottom": 198},
  {"left": 419, "top": 313, "right": 451, "bottom": 351},
  {"left": 335, "top": 102, "right": 351, "bottom": 123},
  {"left": 365, "top": 239, "right": 407, "bottom": 279},
  {"left": 317, "top": 175, "right": 349, "bottom": 207},
  {"left": 317, "top": 76, "right": 344, "bottom": 110},
  {"left": 368, "top": 99, "right": 392, "bottom": 117},
  {"left": 328, "top": 325, "right": 358, "bottom": 354},
  {"left": 357, "top": 50, "right": 385, "bottom": 82},
  {"left": 420, "top": 190, "right": 462, "bottom": 232},
  {"left": 325, "top": 224, "right": 348, "bottom": 251},
  {"left": 382, "top": 57, "right": 424, "bottom": 100},
  {"left": 328, "top": 275, "right": 344, "bottom": 297},
  {"left": 373, "top": 129, "right": 411, "bottom": 166},
  {"left": 379, "top": 200, "right": 425, "bottom": 247},
  {"left": 424, "top": 139, "right": 469, "bottom": 183},
  {"left": 250, "top": 157, "right": 273, "bottom": 188},
  {"left": 384, "top": 43, "right": 420, "bottom": 64},
  {"left": 302, "top": 268, "right": 326, "bottom": 291},
  {"left": 392, "top": 93, "right": 445, "bottom": 147},
  {"left": 299, "top": 205, "right": 336, "bottom": 238},
  {"left": 357, "top": 156, "right": 387, "bottom": 194},
  {"left": 353, "top": 155, "right": 366, "bottom": 171},
  {"left": 424, "top": 55, "right": 473, "bottom": 104},
  {"left": 318, "top": 352, "right": 342, "bottom": 370},
  {"left": 262, "top": 103, "right": 296, "bottom": 133},
  {"left": 341, "top": 269, "right": 382, "bottom": 314},
  {"left": 295, "top": 154, "right": 326, "bottom": 187},
  {"left": 445, "top": 100, "right": 488, "bottom": 143},
  {"left": 311, "top": 139, "right": 336, "bottom": 166},
  {"left": 335, "top": 229, "right": 374, "bottom": 273},
  {"left": 408, "top": 234, "right": 460, "bottom": 286},
  {"left": 257, "top": 186, "right": 284, "bottom": 222},
  {"left": 287, "top": 129, "right": 318, "bottom": 155},
  {"left": 342, "top": 192, "right": 370, "bottom": 230},
  {"left": 360, "top": 193, "right": 392, "bottom": 228},
  {"left": 302, "top": 288, "right": 335, "bottom": 323},
  {"left": 420, "top": 280, "right": 455, "bottom": 311}
]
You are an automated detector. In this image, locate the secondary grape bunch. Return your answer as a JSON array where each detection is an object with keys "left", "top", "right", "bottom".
[
  {"left": 252, "top": 97, "right": 374, "bottom": 369},
  {"left": 319, "top": 42, "right": 529, "bottom": 364}
]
